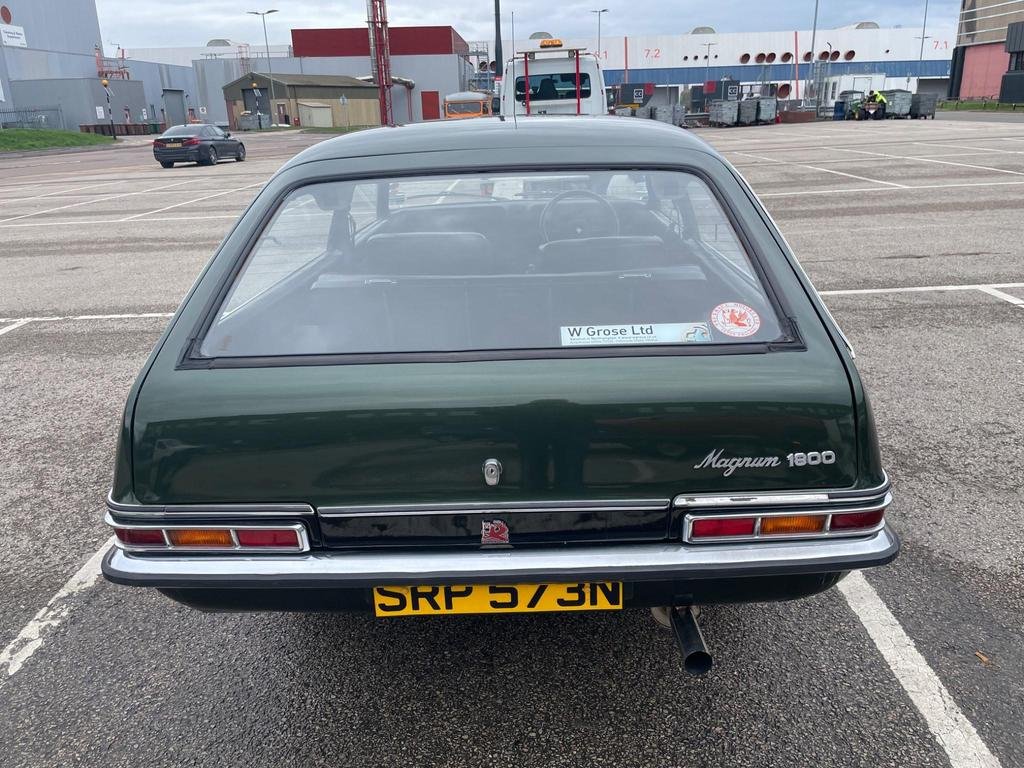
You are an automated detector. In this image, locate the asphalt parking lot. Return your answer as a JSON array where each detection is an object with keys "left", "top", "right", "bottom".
[{"left": 1, "top": 118, "right": 1021, "bottom": 767}]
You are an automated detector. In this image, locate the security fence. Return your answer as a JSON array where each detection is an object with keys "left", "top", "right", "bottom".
[{"left": 0, "top": 105, "right": 66, "bottom": 130}]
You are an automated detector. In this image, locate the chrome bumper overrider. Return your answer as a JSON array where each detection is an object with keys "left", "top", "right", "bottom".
[{"left": 102, "top": 524, "right": 899, "bottom": 589}]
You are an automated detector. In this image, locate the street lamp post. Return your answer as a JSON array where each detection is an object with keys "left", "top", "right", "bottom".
[
  {"left": 914, "top": 0, "right": 931, "bottom": 92},
  {"left": 101, "top": 78, "right": 115, "bottom": 140},
  {"left": 248, "top": 10, "right": 278, "bottom": 125},
  {"left": 824, "top": 42, "right": 833, "bottom": 106},
  {"left": 807, "top": 0, "right": 820, "bottom": 106},
  {"left": 590, "top": 9, "right": 608, "bottom": 60},
  {"left": 252, "top": 80, "right": 262, "bottom": 130}
]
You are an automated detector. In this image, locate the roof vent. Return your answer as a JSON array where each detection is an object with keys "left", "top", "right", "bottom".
[
  {"left": 854, "top": 21, "right": 879, "bottom": 29},
  {"left": 691, "top": 26, "right": 716, "bottom": 34},
  {"left": 206, "top": 38, "right": 234, "bottom": 47},
  {"left": 529, "top": 32, "right": 553, "bottom": 40}
]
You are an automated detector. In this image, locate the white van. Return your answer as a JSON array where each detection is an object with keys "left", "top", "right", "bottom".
[{"left": 499, "top": 41, "right": 607, "bottom": 117}]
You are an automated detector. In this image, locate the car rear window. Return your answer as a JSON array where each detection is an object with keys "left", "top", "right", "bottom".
[
  {"left": 199, "top": 170, "right": 785, "bottom": 358},
  {"left": 446, "top": 102, "right": 484, "bottom": 115},
  {"left": 515, "top": 73, "right": 591, "bottom": 101},
  {"left": 162, "top": 125, "right": 199, "bottom": 137}
]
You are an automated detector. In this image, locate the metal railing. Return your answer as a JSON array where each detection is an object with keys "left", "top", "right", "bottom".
[{"left": 0, "top": 105, "right": 65, "bottom": 130}]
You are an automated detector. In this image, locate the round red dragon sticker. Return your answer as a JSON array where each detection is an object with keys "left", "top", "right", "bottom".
[{"left": 710, "top": 302, "right": 761, "bottom": 338}]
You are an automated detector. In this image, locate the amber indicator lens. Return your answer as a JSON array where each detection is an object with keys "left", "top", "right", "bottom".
[
  {"left": 167, "top": 529, "right": 234, "bottom": 547},
  {"left": 759, "top": 515, "right": 826, "bottom": 535},
  {"left": 115, "top": 528, "right": 166, "bottom": 546},
  {"left": 830, "top": 510, "right": 885, "bottom": 530},
  {"left": 235, "top": 529, "right": 300, "bottom": 548},
  {"left": 691, "top": 517, "right": 756, "bottom": 538}
]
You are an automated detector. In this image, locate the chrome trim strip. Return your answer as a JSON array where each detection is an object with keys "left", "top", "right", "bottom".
[
  {"left": 106, "top": 491, "right": 314, "bottom": 519},
  {"left": 679, "top": 493, "right": 829, "bottom": 508},
  {"left": 681, "top": 494, "right": 891, "bottom": 543},
  {"left": 103, "top": 524, "right": 899, "bottom": 585},
  {"left": 319, "top": 498, "right": 671, "bottom": 518},
  {"left": 673, "top": 473, "right": 890, "bottom": 509},
  {"left": 105, "top": 512, "right": 310, "bottom": 554}
]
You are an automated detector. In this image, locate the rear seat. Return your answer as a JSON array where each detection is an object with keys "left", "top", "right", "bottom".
[{"left": 307, "top": 229, "right": 713, "bottom": 353}]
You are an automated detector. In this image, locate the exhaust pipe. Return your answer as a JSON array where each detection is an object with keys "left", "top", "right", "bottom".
[{"left": 669, "top": 606, "right": 713, "bottom": 676}]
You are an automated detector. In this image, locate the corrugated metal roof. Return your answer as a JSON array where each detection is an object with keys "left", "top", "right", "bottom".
[{"left": 225, "top": 73, "right": 377, "bottom": 89}]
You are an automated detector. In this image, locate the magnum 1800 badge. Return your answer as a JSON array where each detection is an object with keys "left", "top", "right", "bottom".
[{"left": 694, "top": 449, "right": 837, "bottom": 477}]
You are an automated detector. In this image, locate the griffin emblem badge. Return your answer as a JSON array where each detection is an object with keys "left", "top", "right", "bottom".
[{"left": 481, "top": 519, "right": 510, "bottom": 545}]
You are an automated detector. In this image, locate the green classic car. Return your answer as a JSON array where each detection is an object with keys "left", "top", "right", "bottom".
[{"left": 103, "top": 117, "right": 896, "bottom": 673}]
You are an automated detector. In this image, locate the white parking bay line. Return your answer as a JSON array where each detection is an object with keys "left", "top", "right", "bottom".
[
  {"left": 0, "top": 311, "right": 174, "bottom": 324},
  {"left": 0, "top": 319, "right": 32, "bottom": 336},
  {"left": 0, "top": 538, "right": 113, "bottom": 684},
  {"left": 839, "top": 572, "right": 1003, "bottom": 768},
  {"left": 734, "top": 151, "right": 907, "bottom": 188},
  {"left": 831, "top": 146, "right": 1024, "bottom": 177},
  {"left": 758, "top": 179, "right": 1024, "bottom": 198},
  {"left": 0, "top": 179, "right": 193, "bottom": 224},
  {"left": 121, "top": 182, "right": 264, "bottom": 221},
  {"left": 820, "top": 282, "right": 1024, "bottom": 296},
  {"left": 977, "top": 286, "right": 1024, "bottom": 307}
]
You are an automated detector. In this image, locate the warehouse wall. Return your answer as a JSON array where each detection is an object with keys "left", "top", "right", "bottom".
[
  {"left": 9, "top": 77, "right": 147, "bottom": 129},
  {"left": 0, "top": 0, "right": 102, "bottom": 56},
  {"left": 960, "top": 42, "right": 1011, "bottom": 97},
  {"left": 5, "top": 47, "right": 196, "bottom": 122}
]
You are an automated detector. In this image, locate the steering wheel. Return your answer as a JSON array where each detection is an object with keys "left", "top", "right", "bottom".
[{"left": 539, "top": 190, "right": 620, "bottom": 242}]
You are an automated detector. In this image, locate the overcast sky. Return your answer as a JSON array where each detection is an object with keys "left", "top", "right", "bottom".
[{"left": 95, "top": 1, "right": 959, "bottom": 49}]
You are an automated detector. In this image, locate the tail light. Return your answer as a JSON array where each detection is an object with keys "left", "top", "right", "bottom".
[
  {"left": 687, "top": 507, "right": 885, "bottom": 542},
  {"left": 830, "top": 509, "right": 885, "bottom": 530},
  {"left": 167, "top": 529, "right": 234, "bottom": 548},
  {"left": 236, "top": 529, "right": 301, "bottom": 547},
  {"left": 760, "top": 514, "right": 826, "bottom": 536},
  {"left": 114, "top": 528, "right": 166, "bottom": 546},
  {"left": 691, "top": 517, "right": 755, "bottom": 538},
  {"left": 109, "top": 522, "right": 307, "bottom": 552},
  {"left": 152, "top": 140, "right": 163, "bottom": 146},
  {"left": 182, "top": 137, "right": 201, "bottom": 146}
]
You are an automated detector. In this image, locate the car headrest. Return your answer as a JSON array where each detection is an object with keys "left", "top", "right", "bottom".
[
  {"left": 360, "top": 232, "right": 492, "bottom": 275},
  {"left": 536, "top": 78, "right": 559, "bottom": 100},
  {"left": 537, "top": 236, "right": 669, "bottom": 273}
]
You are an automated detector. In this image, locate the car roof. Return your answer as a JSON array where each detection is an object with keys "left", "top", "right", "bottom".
[{"left": 283, "top": 116, "right": 721, "bottom": 168}]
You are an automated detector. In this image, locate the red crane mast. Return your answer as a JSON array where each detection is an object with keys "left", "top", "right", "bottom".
[{"left": 366, "top": 0, "right": 394, "bottom": 126}]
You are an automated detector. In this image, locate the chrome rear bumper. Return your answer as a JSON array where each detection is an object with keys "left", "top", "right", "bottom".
[{"left": 102, "top": 523, "right": 899, "bottom": 589}]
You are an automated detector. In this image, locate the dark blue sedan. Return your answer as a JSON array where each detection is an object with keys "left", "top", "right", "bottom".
[{"left": 152, "top": 124, "right": 246, "bottom": 168}]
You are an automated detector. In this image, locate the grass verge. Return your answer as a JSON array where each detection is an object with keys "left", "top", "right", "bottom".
[
  {"left": 300, "top": 126, "right": 372, "bottom": 134},
  {"left": 938, "top": 100, "right": 1024, "bottom": 112},
  {"left": 0, "top": 128, "right": 114, "bottom": 153}
]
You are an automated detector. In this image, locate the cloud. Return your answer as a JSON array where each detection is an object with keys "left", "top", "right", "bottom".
[{"left": 95, "top": 0, "right": 958, "bottom": 48}]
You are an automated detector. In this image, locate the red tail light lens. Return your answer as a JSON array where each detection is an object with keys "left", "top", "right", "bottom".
[
  {"left": 236, "top": 529, "right": 300, "bottom": 548},
  {"left": 114, "top": 528, "right": 166, "bottom": 546},
  {"left": 691, "top": 517, "right": 756, "bottom": 538},
  {"left": 182, "top": 137, "right": 200, "bottom": 146},
  {"left": 830, "top": 509, "right": 885, "bottom": 530}
]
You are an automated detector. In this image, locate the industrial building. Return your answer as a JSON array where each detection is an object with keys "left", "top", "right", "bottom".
[
  {"left": 950, "top": 0, "right": 1024, "bottom": 99},
  {"left": 222, "top": 73, "right": 380, "bottom": 129},
  {"left": 0, "top": 2, "right": 961, "bottom": 133},
  {"left": 504, "top": 23, "right": 954, "bottom": 108},
  {"left": 0, "top": 0, "right": 197, "bottom": 130},
  {"left": 163, "top": 25, "right": 477, "bottom": 127}
]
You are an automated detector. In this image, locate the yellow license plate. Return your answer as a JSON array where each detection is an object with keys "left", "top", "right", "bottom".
[
  {"left": 165, "top": 142, "right": 182, "bottom": 148},
  {"left": 373, "top": 582, "right": 623, "bottom": 617}
]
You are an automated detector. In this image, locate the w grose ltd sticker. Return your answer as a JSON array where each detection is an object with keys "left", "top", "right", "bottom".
[
  {"left": 560, "top": 322, "right": 712, "bottom": 347},
  {"left": 710, "top": 302, "right": 760, "bottom": 338}
]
